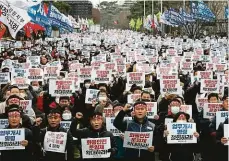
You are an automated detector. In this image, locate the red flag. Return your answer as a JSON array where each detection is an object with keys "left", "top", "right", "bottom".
[
  {"left": 0, "top": 22, "right": 6, "bottom": 40},
  {"left": 43, "top": 3, "right": 49, "bottom": 15}
]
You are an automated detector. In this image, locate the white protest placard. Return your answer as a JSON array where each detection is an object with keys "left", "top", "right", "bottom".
[
  {"left": 166, "top": 49, "right": 177, "bottom": 57},
  {"left": 49, "top": 80, "right": 75, "bottom": 97},
  {"left": 101, "top": 63, "right": 116, "bottom": 72},
  {"left": 180, "top": 105, "right": 192, "bottom": 118},
  {"left": 127, "top": 94, "right": 141, "bottom": 104},
  {"left": 123, "top": 131, "right": 153, "bottom": 150},
  {"left": 224, "top": 124, "right": 229, "bottom": 145},
  {"left": 20, "top": 100, "right": 32, "bottom": 115},
  {"left": 147, "top": 56, "right": 158, "bottom": 64},
  {"left": 194, "top": 48, "right": 203, "bottom": 55},
  {"left": 81, "top": 137, "right": 111, "bottom": 159},
  {"left": 11, "top": 68, "right": 29, "bottom": 78},
  {"left": 91, "top": 70, "right": 112, "bottom": 84},
  {"left": 85, "top": 89, "right": 100, "bottom": 104},
  {"left": 66, "top": 77, "right": 80, "bottom": 91},
  {"left": 44, "top": 131, "right": 67, "bottom": 153},
  {"left": 197, "top": 71, "right": 213, "bottom": 80},
  {"left": 69, "top": 63, "right": 83, "bottom": 72},
  {"left": 203, "top": 103, "right": 222, "bottom": 119},
  {"left": 165, "top": 118, "right": 173, "bottom": 125},
  {"left": 0, "top": 119, "right": 9, "bottom": 129},
  {"left": 216, "top": 111, "right": 228, "bottom": 130},
  {"left": 27, "top": 56, "right": 40, "bottom": 66},
  {"left": 156, "top": 67, "right": 174, "bottom": 79},
  {"left": 213, "top": 64, "right": 227, "bottom": 74},
  {"left": 0, "top": 72, "right": 10, "bottom": 84},
  {"left": 180, "top": 62, "right": 193, "bottom": 73},
  {"left": 116, "top": 65, "right": 126, "bottom": 76},
  {"left": 11, "top": 77, "right": 30, "bottom": 89},
  {"left": 28, "top": 68, "right": 43, "bottom": 81},
  {"left": 200, "top": 55, "right": 211, "bottom": 63},
  {"left": 127, "top": 72, "right": 145, "bottom": 88},
  {"left": 160, "top": 79, "right": 182, "bottom": 95},
  {"left": 200, "top": 79, "right": 219, "bottom": 93},
  {"left": 60, "top": 121, "right": 71, "bottom": 131},
  {"left": 161, "top": 75, "right": 178, "bottom": 80},
  {"left": 44, "top": 67, "right": 60, "bottom": 79},
  {"left": 167, "top": 123, "right": 197, "bottom": 144},
  {"left": 103, "top": 108, "right": 114, "bottom": 117},
  {"left": 145, "top": 102, "right": 157, "bottom": 119},
  {"left": 92, "top": 54, "right": 106, "bottom": 63},
  {"left": 79, "top": 67, "right": 92, "bottom": 82},
  {"left": 106, "top": 117, "right": 132, "bottom": 136},
  {"left": 196, "top": 98, "right": 208, "bottom": 112},
  {"left": 0, "top": 129, "right": 25, "bottom": 150}
]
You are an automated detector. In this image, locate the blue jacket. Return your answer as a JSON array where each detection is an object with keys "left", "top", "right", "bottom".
[{"left": 113, "top": 110, "right": 156, "bottom": 160}]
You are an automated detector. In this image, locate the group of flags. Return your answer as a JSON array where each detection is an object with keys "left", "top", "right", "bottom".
[{"left": 129, "top": 0, "right": 216, "bottom": 31}]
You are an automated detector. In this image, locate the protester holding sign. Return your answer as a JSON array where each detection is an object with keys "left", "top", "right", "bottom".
[
  {"left": 1, "top": 104, "right": 33, "bottom": 161},
  {"left": 70, "top": 112, "right": 117, "bottom": 160},
  {"left": 114, "top": 101, "right": 156, "bottom": 161},
  {"left": 164, "top": 112, "right": 199, "bottom": 161},
  {"left": 216, "top": 118, "right": 228, "bottom": 161},
  {"left": 33, "top": 108, "right": 74, "bottom": 161}
]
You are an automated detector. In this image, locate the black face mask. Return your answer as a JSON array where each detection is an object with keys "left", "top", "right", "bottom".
[{"left": 141, "top": 99, "right": 151, "bottom": 102}]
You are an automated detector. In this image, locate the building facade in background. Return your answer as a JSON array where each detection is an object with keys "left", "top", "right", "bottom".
[{"left": 67, "top": 0, "right": 92, "bottom": 19}]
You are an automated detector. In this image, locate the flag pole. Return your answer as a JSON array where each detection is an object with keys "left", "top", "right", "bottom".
[{"left": 144, "top": 0, "right": 146, "bottom": 18}]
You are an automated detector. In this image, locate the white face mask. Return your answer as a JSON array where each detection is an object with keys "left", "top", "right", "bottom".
[
  {"left": 85, "top": 84, "right": 90, "bottom": 89},
  {"left": 176, "top": 120, "right": 186, "bottom": 123},
  {"left": 99, "top": 96, "right": 107, "bottom": 101},
  {"left": 20, "top": 93, "right": 27, "bottom": 98},
  {"left": 171, "top": 106, "right": 180, "bottom": 114},
  {"left": 62, "top": 113, "right": 72, "bottom": 120},
  {"left": 32, "top": 86, "right": 39, "bottom": 92}
]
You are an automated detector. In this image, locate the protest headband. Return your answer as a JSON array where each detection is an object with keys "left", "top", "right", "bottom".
[
  {"left": 91, "top": 115, "right": 103, "bottom": 120},
  {"left": 8, "top": 111, "right": 20, "bottom": 117},
  {"left": 48, "top": 113, "right": 61, "bottom": 118},
  {"left": 134, "top": 104, "right": 147, "bottom": 109}
]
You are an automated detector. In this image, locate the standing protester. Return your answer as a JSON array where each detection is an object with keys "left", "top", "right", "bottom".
[
  {"left": 33, "top": 108, "right": 74, "bottom": 161},
  {"left": 1, "top": 104, "right": 33, "bottom": 161},
  {"left": 114, "top": 101, "right": 157, "bottom": 161}
]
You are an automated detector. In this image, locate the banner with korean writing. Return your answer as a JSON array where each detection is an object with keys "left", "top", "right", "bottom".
[
  {"left": 180, "top": 62, "right": 193, "bottom": 73},
  {"left": 91, "top": 70, "right": 112, "bottom": 84},
  {"left": 11, "top": 68, "right": 29, "bottom": 78},
  {"left": 0, "top": 72, "right": 10, "bottom": 84},
  {"left": 85, "top": 89, "right": 100, "bottom": 104},
  {"left": 196, "top": 98, "right": 208, "bottom": 112},
  {"left": 69, "top": 63, "right": 83, "bottom": 72},
  {"left": 81, "top": 137, "right": 111, "bottom": 159},
  {"left": 103, "top": 108, "right": 114, "bottom": 117},
  {"left": 106, "top": 117, "right": 132, "bottom": 136},
  {"left": 167, "top": 123, "right": 197, "bottom": 144},
  {"left": 49, "top": 80, "right": 75, "bottom": 97},
  {"left": 216, "top": 111, "right": 228, "bottom": 130},
  {"left": 127, "top": 94, "right": 141, "bottom": 104},
  {"left": 123, "top": 131, "right": 153, "bottom": 150},
  {"left": 44, "top": 67, "right": 60, "bottom": 79},
  {"left": 127, "top": 72, "right": 145, "bottom": 88},
  {"left": 0, "top": 0, "right": 31, "bottom": 38},
  {"left": 20, "top": 100, "right": 32, "bottom": 115},
  {"left": 27, "top": 56, "right": 40, "bottom": 67},
  {"left": 44, "top": 131, "right": 67, "bottom": 153},
  {"left": 28, "top": 68, "right": 43, "bottom": 81},
  {"left": 197, "top": 71, "right": 213, "bottom": 80},
  {"left": 200, "top": 79, "right": 219, "bottom": 93},
  {"left": 213, "top": 64, "right": 227, "bottom": 74},
  {"left": 160, "top": 79, "right": 182, "bottom": 95},
  {"left": 203, "top": 103, "right": 222, "bottom": 119},
  {"left": 60, "top": 121, "right": 71, "bottom": 131},
  {"left": 0, "top": 119, "right": 8, "bottom": 129},
  {"left": 0, "top": 129, "right": 25, "bottom": 150},
  {"left": 145, "top": 102, "right": 157, "bottom": 119},
  {"left": 79, "top": 67, "right": 92, "bottom": 82},
  {"left": 12, "top": 77, "right": 30, "bottom": 89}
]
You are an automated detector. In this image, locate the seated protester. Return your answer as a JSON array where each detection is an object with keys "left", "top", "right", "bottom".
[
  {"left": 216, "top": 118, "right": 228, "bottom": 161},
  {"left": 33, "top": 108, "right": 74, "bottom": 161},
  {"left": 113, "top": 101, "right": 156, "bottom": 161},
  {"left": 70, "top": 112, "right": 118, "bottom": 160},
  {"left": 1, "top": 104, "right": 33, "bottom": 161},
  {"left": 0, "top": 95, "right": 33, "bottom": 129},
  {"left": 94, "top": 89, "right": 113, "bottom": 114},
  {"left": 198, "top": 93, "right": 219, "bottom": 161},
  {"left": 58, "top": 96, "right": 73, "bottom": 115},
  {"left": 163, "top": 112, "right": 200, "bottom": 161},
  {"left": 209, "top": 96, "right": 229, "bottom": 135}
]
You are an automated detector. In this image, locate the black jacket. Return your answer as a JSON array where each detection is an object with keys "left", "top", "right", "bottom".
[
  {"left": 70, "top": 121, "right": 118, "bottom": 160},
  {"left": 33, "top": 125, "right": 74, "bottom": 161},
  {"left": 216, "top": 118, "right": 228, "bottom": 161},
  {"left": 1, "top": 126, "right": 33, "bottom": 161}
]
